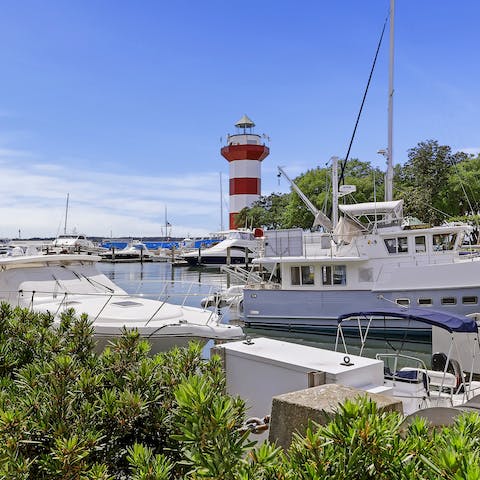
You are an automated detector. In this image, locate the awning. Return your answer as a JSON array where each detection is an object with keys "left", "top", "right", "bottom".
[{"left": 337, "top": 307, "right": 478, "bottom": 333}]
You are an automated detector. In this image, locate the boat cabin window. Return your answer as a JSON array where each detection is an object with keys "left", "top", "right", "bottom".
[
  {"left": 395, "top": 298, "right": 410, "bottom": 306},
  {"left": 441, "top": 297, "right": 457, "bottom": 305},
  {"left": 384, "top": 237, "right": 408, "bottom": 254},
  {"left": 433, "top": 233, "right": 457, "bottom": 251},
  {"left": 418, "top": 298, "right": 432, "bottom": 306},
  {"left": 322, "top": 265, "right": 346, "bottom": 285},
  {"left": 462, "top": 296, "right": 478, "bottom": 305},
  {"left": 415, "top": 236, "right": 426, "bottom": 253},
  {"left": 290, "top": 266, "right": 314, "bottom": 286}
]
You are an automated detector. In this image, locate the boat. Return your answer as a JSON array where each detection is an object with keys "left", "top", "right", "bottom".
[
  {"left": 181, "top": 228, "right": 263, "bottom": 268},
  {"left": 201, "top": 284, "right": 244, "bottom": 309},
  {"left": 215, "top": 307, "right": 480, "bottom": 431},
  {"left": 0, "top": 252, "right": 244, "bottom": 352},
  {"left": 100, "top": 240, "right": 155, "bottom": 263},
  {"left": 50, "top": 233, "right": 98, "bottom": 254},
  {"left": 242, "top": 0, "right": 480, "bottom": 335},
  {"left": 335, "top": 308, "right": 480, "bottom": 415},
  {"left": 243, "top": 199, "right": 480, "bottom": 336}
]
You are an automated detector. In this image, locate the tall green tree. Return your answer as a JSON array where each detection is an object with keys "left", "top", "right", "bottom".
[
  {"left": 396, "top": 140, "right": 468, "bottom": 224},
  {"left": 235, "top": 192, "right": 290, "bottom": 230},
  {"left": 444, "top": 153, "right": 480, "bottom": 216}
]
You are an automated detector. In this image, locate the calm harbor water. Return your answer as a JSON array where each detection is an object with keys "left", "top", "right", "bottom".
[{"left": 97, "top": 261, "right": 432, "bottom": 363}]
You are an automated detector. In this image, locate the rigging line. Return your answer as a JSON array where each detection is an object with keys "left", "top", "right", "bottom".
[{"left": 338, "top": 11, "right": 389, "bottom": 186}]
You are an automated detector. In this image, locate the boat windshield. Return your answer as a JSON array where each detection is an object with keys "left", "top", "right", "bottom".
[{"left": 227, "top": 231, "right": 253, "bottom": 240}]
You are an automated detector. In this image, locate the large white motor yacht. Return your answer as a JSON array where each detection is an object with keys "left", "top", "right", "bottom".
[
  {"left": 0, "top": 253, "right": 244, "bottom": 352},
  {"left": 243, "top": 200, "right": 480, "bottom": 336}
]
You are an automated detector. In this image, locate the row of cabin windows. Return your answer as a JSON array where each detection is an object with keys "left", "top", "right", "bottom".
[
  {"left": 384, "top": 233, "right": 457, "bottom": 255},
  {"left": 291, "top": 265, "right": 347, "bottom": 286},
  {"left": 395, "top": 296, "right": 478, "bottom": 307}
]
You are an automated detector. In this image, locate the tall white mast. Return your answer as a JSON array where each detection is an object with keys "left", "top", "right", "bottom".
[
  {"left": 220, "top": 172, "right": 224, "bottom": 231},
  {"left": 64, "top": 193, "right": 69, "bottom": 235},
  {"left": 331, "top": 157, "right": 339, "bottom": 228},
  {"left": 385, "top": 0, "right": 395, "bottom": 201}
]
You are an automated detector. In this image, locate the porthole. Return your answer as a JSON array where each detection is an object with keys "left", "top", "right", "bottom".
[
  {"left": 418, "top": 298, "right": 432, "bottom": 306},
  {"left": 441, "top": 297, "right": 457, "bottom": 305}
]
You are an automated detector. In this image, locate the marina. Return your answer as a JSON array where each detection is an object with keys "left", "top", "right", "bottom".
[
  {"left": 96, "top": 261, "right": 436, "bottom": 361},
  {"left": 2, "top": 0, "right": 480, "bottom": 476}
]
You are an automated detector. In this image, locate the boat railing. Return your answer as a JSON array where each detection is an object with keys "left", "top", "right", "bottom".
[
  {"left": 1, "top": 281, "right": 221, "bottom": 325},
  {"left": 220, "top": 265, "right": 263, "bottom": 284}
]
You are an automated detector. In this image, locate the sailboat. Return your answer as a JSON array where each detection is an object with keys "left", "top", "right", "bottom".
[
  {"left": 241, "top": 1, "right": 480, "bottom": 336},
  {"left": 50, "top": 194, "right": 99, "bottom": 254}
]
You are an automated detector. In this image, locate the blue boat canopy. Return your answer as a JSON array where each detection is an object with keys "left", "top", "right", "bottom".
[{"left": 337, "top": 307, "right": 478, "bottom": 333}]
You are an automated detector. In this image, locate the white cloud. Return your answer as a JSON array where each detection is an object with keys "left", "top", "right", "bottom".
[{"left": 0, "top": 149, "right": 225, "bottom": 239}]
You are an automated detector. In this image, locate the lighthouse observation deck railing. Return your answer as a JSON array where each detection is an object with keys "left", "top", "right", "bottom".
[{"left": 225, "top": 133, "right": 264, "bottom": 146}]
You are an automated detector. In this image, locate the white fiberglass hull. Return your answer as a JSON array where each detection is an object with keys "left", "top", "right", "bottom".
[{"left": 0, "top": 253, "right": 244, "bottom": 352}]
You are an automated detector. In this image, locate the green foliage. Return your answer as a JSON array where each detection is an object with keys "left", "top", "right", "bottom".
[
  {"left": 396, "top": 140, "right": 469, "bottom": 224},
  {"left": 235, "top": 193, "right": 291, "bottom": 230},
  {"left": 0, "top": 304, "right": 225, "bottom": 479},
  {"left": 2, "top": 304, "right": 480, "bottom": 478},
  {"left": 236, "top": 141, "right": 480, "bottom": 228}
]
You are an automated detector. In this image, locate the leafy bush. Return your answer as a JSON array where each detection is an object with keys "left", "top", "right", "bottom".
[{"left": 1, "top": 303, "right": 480, "bottom": 479}]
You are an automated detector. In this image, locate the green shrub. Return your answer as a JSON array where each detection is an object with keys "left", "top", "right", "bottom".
[{"left": 1, "top": 303, "right": 480, "bottom": 479}]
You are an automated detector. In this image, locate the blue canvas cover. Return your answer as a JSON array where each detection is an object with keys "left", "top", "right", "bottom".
[{"left": 337, "top": 307, "right": 478, "bottom": 333}]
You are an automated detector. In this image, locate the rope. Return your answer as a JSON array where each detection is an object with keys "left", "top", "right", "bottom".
[{"left": 338, "top": 11, "right": 389, "bottom": 186}]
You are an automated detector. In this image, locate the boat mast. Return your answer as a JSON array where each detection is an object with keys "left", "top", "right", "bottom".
[
  {"left": 64, "top": 193, "right": 69, "bottom": 235},
  {"left": 331, "top": 157, "right": 339, "bottom": 228},
  {"left": 385, "top": 0, "right": 395, "bottom": 202},
  {"left": 220, "top": 172, "right": 224, "bottom": 231}
]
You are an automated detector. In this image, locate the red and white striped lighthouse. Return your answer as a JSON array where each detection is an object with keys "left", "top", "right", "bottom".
[{"left": 221, "top": 115, "right": 270, "bottom": 229}]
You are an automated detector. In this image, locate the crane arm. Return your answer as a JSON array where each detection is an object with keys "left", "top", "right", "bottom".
[{"left": 277, "top": 166, "right": 333, "bottom": 231}]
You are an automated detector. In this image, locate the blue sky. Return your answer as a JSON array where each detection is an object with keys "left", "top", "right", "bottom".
[{"left": 1, "top": 1, "right": 479, "bottom": 238}]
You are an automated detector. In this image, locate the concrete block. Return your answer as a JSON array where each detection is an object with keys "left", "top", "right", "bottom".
[{"left": 269, "top": 383, "right": 403, "bottom": 450}]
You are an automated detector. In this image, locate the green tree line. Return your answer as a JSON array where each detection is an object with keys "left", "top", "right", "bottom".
[{"left": 236, "top": 140, "right": 480, "bottom": 229}]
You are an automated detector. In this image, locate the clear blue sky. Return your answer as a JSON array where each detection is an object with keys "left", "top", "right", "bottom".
[{"left": 1, "top": 1, "right": 479, "bottom": 238}]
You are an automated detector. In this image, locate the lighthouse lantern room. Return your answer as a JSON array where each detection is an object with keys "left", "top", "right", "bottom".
[{"left": 221, "top": 115, "right": 270, "bottom": 229}]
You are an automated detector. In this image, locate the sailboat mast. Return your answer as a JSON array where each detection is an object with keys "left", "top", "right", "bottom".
[
  {"left": 385, "top": 0, "right": 395, "bottom": 202},
  {"left": 220, "top": 172, "right": 224, "bottom": 231},
  {"left": 64, "top": 193, "right": 69, "bottom": 235}
]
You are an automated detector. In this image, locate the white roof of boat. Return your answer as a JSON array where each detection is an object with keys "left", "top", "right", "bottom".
[
  {"left": 0, "top": 253, "right": 101, "bottom": 267},
  {"left": 339, "top": 200, "right": 403, "bottom": 216}
]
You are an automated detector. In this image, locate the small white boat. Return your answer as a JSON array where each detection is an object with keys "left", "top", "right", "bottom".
[
  {"left": 0, "top": 252, "right": 244, "bottom": 352},
  {"left": 335, "top": 308, "right": 480, "bottom": 414},
  {"left": 201, "top": 285, "right": 244, "bottom": 309},
  {"left": 100, "top": 240, "right": 155, "bottom": 263},
  {"left": 51, "top": 233, "right": 95, "bottom": 251},
  {"left": 215, "top": 307, "right": 480, "bottom": 431},
  {"left": 182, "top": 229, "right": 262, "bottom": 268}
]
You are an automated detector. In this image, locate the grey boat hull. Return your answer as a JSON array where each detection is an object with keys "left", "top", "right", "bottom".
[{"left": 242, "top": 286, "right": 480, "bottom": 338}]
